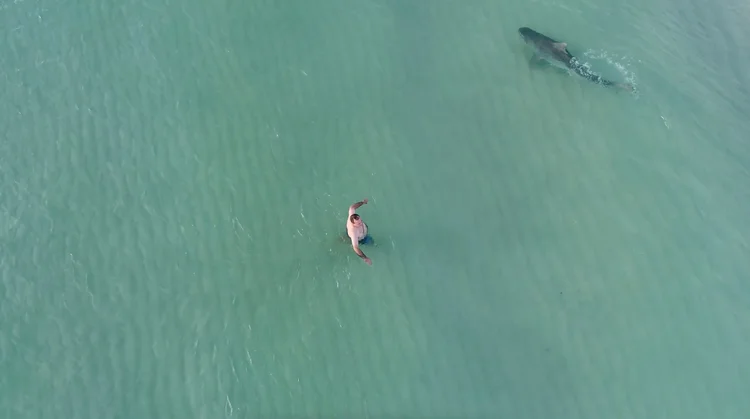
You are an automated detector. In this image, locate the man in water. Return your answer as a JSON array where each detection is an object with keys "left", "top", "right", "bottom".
[{"left": 346, "top": 198, "right": 372, "bottom": 265}]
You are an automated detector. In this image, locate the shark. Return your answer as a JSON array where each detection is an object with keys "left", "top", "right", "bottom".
[{"left": 518, "top": 26, "right": 633, "bottom": 91}]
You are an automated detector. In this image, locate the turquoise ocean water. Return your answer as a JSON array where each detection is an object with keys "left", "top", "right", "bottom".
[{"left": 2, "top": 0, "right": 749, "bottom": 417}]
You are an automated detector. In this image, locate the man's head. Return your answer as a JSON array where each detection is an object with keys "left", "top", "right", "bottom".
[{"left": 349, "top": 213, "right": 362, "bottom": 225}]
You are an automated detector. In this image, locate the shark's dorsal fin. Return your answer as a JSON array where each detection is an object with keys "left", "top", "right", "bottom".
[{"left": 553, "top": 42, "right": 567, "bottom": 50}]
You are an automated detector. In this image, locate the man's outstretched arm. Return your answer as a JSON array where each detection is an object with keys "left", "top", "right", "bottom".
[
  {"left": 348, "top": 198, "right": 368, "bottom": 215},
  {"left": 351, "top": 240, "right": 372, "bottom": 265}
]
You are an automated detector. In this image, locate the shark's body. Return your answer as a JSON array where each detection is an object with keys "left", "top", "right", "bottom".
[{"left": 518, "top": 27, "right": 632, "bottom": 91}]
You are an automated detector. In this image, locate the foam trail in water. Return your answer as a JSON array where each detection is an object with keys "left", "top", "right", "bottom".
[{"left": 582, "top": 48, "right": 640, "bottom": 92}]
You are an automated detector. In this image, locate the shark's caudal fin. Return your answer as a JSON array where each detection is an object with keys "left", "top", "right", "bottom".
[
  {"left": 617, "top": 82, "right": 635, "bottom": 92},
  {"left": 572, "top": 63, "right": 634, "bottom": 92}
]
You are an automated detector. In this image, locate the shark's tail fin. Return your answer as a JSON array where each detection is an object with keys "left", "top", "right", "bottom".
[{"left": 617, "top": 82, "right": 635, "bottom": 92}]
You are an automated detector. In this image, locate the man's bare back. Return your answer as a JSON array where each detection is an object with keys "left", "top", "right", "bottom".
[{"left": 345, "top": 198, "right": 372, "bottom": 265}]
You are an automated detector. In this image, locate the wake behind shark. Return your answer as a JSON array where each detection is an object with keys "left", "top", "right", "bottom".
[{"left": 518, "top": 27, "right": 633, "bottom": 91}]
